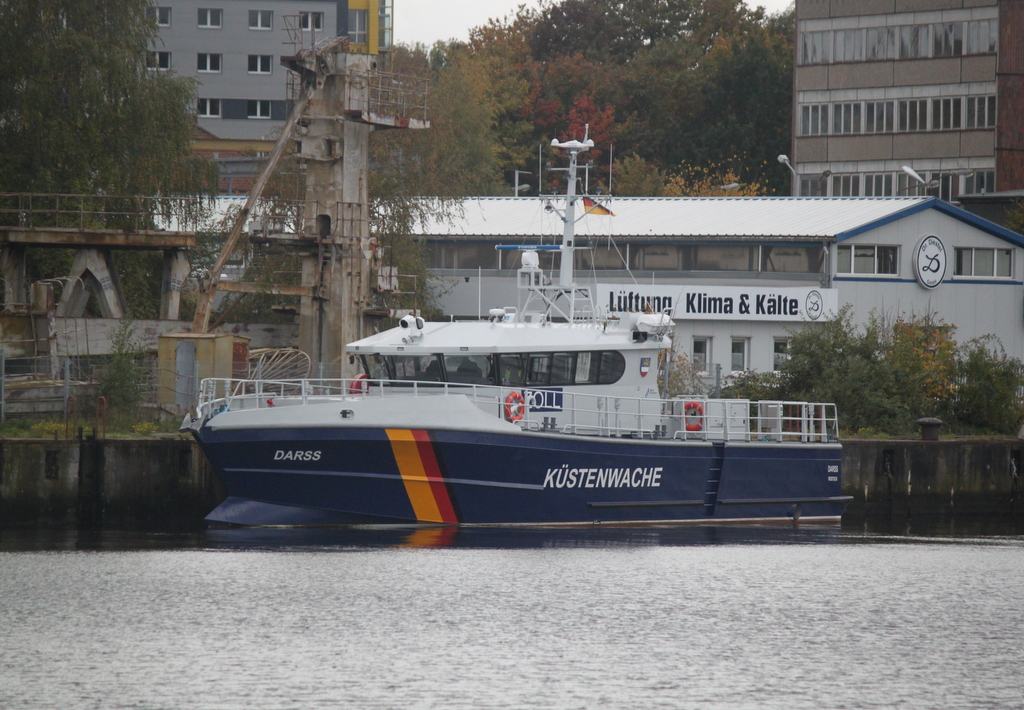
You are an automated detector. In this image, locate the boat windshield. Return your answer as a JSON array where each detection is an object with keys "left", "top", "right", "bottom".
[{"left": 444, "top": 354, "right": 491, "bottom": 385}]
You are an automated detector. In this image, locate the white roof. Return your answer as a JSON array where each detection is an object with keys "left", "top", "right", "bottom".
[{"left": 415, "top": 196, "right": 935, "bottom": 240}]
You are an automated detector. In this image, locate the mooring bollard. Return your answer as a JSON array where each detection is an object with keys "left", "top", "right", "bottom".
[{"left": 916, "top": 417, "right": 943, "bottom": 441}]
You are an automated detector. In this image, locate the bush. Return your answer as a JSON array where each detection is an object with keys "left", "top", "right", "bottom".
[{"left": 96, "top": 317, "right": 147, "bottom": 422}]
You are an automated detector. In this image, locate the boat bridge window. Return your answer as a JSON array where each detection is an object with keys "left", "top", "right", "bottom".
[
  {"left": 389, "top": 354, "right": 443, "bottom": 382},
  {"left": 444, "top": 354, "right": 491, "bottom": 385}
]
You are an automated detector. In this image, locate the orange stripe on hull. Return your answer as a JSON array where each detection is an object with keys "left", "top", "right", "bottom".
[{"left": 385, "top": 429, "right": 458, "bottom": 524}]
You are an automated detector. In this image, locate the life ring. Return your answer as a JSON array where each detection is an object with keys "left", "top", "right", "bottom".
[
  {"left": 349, "top": 373, "right": 369, "bottom": 395},
  {"left": 504, "top": 391, "right": 525, "bottom": 422},
  {"left": 683, "top": 400, "right": 704, "bottom": 432}
]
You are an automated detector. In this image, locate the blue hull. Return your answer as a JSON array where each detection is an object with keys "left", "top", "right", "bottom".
[{"left": 195, "top": 425, "right": 847, "bottom": 526}]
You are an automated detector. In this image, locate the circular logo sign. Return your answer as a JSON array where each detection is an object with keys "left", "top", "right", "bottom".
[
  {"left": 804, "top": 290, "right": 824, "bottom": 320},
  {"left": 914, "top": 235, "right": 946, "bottom": 289}
]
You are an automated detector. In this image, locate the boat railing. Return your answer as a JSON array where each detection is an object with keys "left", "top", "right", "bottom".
[{"left": 196, "top": 377, "right": 838, "bottom": 443}]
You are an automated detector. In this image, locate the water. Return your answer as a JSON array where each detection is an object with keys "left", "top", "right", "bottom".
[{"left": 2, "top": 523, "right": 1023, "bottom": 710}]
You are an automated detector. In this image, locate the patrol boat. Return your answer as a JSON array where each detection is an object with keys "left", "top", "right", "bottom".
[{"left": 185, "top": 136, "right": 848, "bottom": 527}]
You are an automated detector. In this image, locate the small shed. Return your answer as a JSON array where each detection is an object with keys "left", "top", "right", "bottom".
[{"left": 157, "top": 332, "right": 249, "bottom": 410}]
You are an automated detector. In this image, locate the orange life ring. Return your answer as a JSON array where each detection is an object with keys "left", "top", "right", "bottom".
[
  {"left": 349, "top": 373, "right": 369, "bottom": 395},
  {"left": 683, "top": 401, "right": 704, "bottom": 432},
  {"left": 504, "top": 391, "right": 525, "bottom": 422}
]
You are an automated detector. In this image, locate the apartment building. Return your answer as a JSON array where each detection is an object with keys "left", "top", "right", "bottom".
[
  {"left": 149, "top": 0, "right": 392, "bottom": 141},
  {"left": 792, "top": 0, "right": 1024, "bottom": 200}
]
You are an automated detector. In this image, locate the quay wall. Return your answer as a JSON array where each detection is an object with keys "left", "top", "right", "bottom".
[{"left": 0, "top": 438, "right": 1021, "bottom": 525}]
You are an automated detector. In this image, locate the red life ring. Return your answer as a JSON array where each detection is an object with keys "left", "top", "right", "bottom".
[
  {"left": 349, "top": 373, "right": 369, "bottom": 395},
  {"left": 683, "top": 401, "right": 704, "bottom": 431},
  {"left": 504, "top": 391, "right": 525, "bottom": 422}
]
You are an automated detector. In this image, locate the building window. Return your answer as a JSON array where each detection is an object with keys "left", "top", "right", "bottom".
[
  {"left": 800, "top": 30, "right": 831, "bottom": 64},
  {"left": 837, "top": 245, "right": 898, "bottom": 275},
  {"left": 800, "top": 174, "right": 828, "bottom": 196},
  {"left": 863, "top": 173, "right": 894, "bottom": 196},
  {"left": 198, "top": 98, "right": 221, "bottom": 117},
  {"left": 801, "top": 104, "right": 829, "bottom": 136},
  {"left": 248, "top": 54, "right": 272, "bottom": 73},
  {"left": 831, "top": 174, "right": 860, "bottom": 197},
  {"left": 964, "top": 170, "right": 995, "bottom": 194},
  {"left": 147, "top": 6, "right": 172, "bottom": 26},
  {"left": 932, "top": 97, "right": 962, "bottom": 130},
  {"left": 833, "top": 102, "right": 862, "bottom": 134},
  {"left": 866, "top": 26, "right": 896, "bottom": 60},
  {"left": 692, "top": 338, "right": 709, "bottom": 374},
  {"left": 300, "top": 11, "right": 323, "bottom": 30},
  {"left": 247, "top": 100, "right": 271, "bottom": 119},
  {"left": 198, "top": 8, "right": 222, "bottom": 28},
  {"left": 896, "top": 173, "right": 929, "bottom": 197},
  {"left": 348, "top": 9, "right": 368, "bottom": 44},
  {"left": 955, "top": 248, "right": 1012, "bottom": 278},
  {"left": 635, "top": 245, "right": 679, "bottom": 270},
  {"left": 773, "top": 339, "right": 789, "bottom": 371},
  {"left": 197, "top": 53, "right": 222, "bottom": 72},
  {"left": 760, "top": 245, "right": 824, "bottom": 273},
  {"left": 932, "top": 22, "right": 963, "bottom": 57},
  {"left": 249, "top": 10, "right": 272, "bottom": 30},
  {"left": 730, "top": 339, "right": 747, "bottom": 373},
  {"left": 966, "top": 96, "right": 996, "bottom": 129},
  {"left": 147, "top": 51, "right": 171, "bottom": 70},
  {"left": 834, "top": 29, "right": 864, "bottom": 62},
  {"left": 378, "top": 0, "right": 393, "bottom": 50},
  {"left": 899, "top": 25, "right": 929, "bottom": 59},
  {"left": 965, "top": 20, "right": 997, "bottom": 54},
  {"left": 681, "top": 245, "right": 759, "bottom": 272},
  {"left": 865, "top": 101, "right": 894, "bottom": 133},
  {"left": 898, "top": 99, "right": 928, "bottom": 132}
]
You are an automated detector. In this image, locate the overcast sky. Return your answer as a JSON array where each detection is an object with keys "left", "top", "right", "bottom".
[{"left": 396, "top": 0, "right": 795, "bottom": 48}]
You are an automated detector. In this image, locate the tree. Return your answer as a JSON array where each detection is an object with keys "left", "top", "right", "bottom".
[{"left": 0, "top": 0, "right": 216, "bottom": 197}]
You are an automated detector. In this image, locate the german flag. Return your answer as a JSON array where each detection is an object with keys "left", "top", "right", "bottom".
[{"left": 582, "top": 197, "right": 615, "bottom": 216}]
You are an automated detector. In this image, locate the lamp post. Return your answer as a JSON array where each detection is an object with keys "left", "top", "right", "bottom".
[
  {"left": 778, "top": 154, "right": 799, "bottom": 196},
  {"left": 514, "top": 170, "right": 532, "bottom": 195}
]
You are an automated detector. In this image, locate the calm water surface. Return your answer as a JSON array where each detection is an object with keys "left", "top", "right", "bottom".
[{"left": 2, "top": 522, "right": 1023, "bottom": 710}]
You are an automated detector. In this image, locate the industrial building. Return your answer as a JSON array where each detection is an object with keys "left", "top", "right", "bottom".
[
  {"left": 791, "top": 0, "right": 1024, "bottom": 199},
  {"left": 419, "top": 196, "right": 1024, "bottom": 378}
]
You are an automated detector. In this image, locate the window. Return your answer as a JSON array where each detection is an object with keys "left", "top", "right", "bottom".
[
  {"left": 863, "top": 173, "right": 894, "bottom": 196},
  {"left": 866, "top": 26, "right": 896, "bottom": 60},
  {"left": 899, "top": 25, "right": 929, "bottom": 59},
  {"left": 147, "top": 6, "right": 171, "bottom": 26},
  {"left": 833, "top": 102, "right": 862, "bottom": 134},
  {"left": 966, "top": 96, "right": 996, "bottom": 129},
  {"left": 692, "top": 339, "right": 709, "bottom": 374},
  {"left": 389, "top": 355, "right": 442, "bottom": 382},
  {"left": 964, "top": 170, "right": 995, "bottom": 194},
  {"left": 348, "top": 9, "right": 368, "bottom": 44},
  {"left": 248, "top": 54, "right": 272, "bottom": 73},
  {"left": 197, "top": 53, "right": 222, "bottom": 72},
  {"left": 965, "top": 20, "right": 997, "bottom": 54},
  {"left": 197, "top": 98, "right": 221, "bottom": 117},
  {"left": 760, "top": 246, "right": 824, "bottom": 273},
  {"left": 932, "top": 22, "right": 963, "bottom": 57},
  {"left": 636, "top": 245, "right": 679, "bottom": 270},
  {"left": 249, "top": 10, "right": 272, "bottom": 29},
  {"left": 773, "top": 339, "right": 789, "bottom": 371},
  {"left": 378, "top": 0, "right": 393, "bottom": 50},
  {"left": 444, "top": 355, "right": 491, "bottom": 385},
  {"left": 147, "top": 51, "right": 171, "bottom": 70},
  {"left": 730, "top": 339, "right": 747, "bottom": 373},
  {"left": 834, "top": 29, "right": 864, "bottom": 62},
  {"left": 247, "top": 100, "right": 271, "bottom": 119},
  {"left": 800, "top": 31, "right": 831, "bottom": 64},
  {"left": 898, "top": 99, "right": 928, "bottom": 132},
  {"left": 865, "top": 101, "right": 894, "bottom": 133},
  {"left": 932, "top": 97, "right": 962, "bottom": 130},
  {"left": 831, "top": 174, "right": 860, "bottom": 196},
  {"left": 800, "top": 174, "right": 829, "bottom": 196},
  {"left": 300, "top": 11, "right": 323, "bottom": 30},
  {"left": 897, "top": 172, "right": 929, "bottom": 197},
  {"left": 837, "top": 245, "right": 898, "bottom": 274},
  {"left": 801, "top": 104, "right": 829, "bottom": 136},
  {"left": 198, "top": 8, "right": 222, "bottom": 28},
  {"left": 955, "top": 248, "right": 1012, "bottom": 277},
  {"left": 681, "top": 245, "right": 759, "bottom": 271}
]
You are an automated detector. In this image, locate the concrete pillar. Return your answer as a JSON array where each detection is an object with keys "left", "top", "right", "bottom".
[
  {"left": 1, "top": 245, "right": 27, "bottom": 311},
  {"left": 56, "top": 249, "right": 127, "bottom": 319},
  {"left": 160, "top": 249, "right": 190, "bottom": 320}
]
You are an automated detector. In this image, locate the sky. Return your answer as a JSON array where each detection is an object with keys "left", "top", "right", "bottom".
[{"left": 396, "top": 0, "right": 795, "bottom": 48}]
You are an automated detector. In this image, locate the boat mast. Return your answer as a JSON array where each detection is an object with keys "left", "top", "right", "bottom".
[{"left": 551, "top": 134, "right": 593, "bottom": 290}]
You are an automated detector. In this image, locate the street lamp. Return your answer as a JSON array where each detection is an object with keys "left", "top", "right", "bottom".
[
  {"left": 514, "top": 170, "right": 532, "bottom": 195},
  {"left": 778, "top": 154, "right": 798, "bottom": 196}
]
